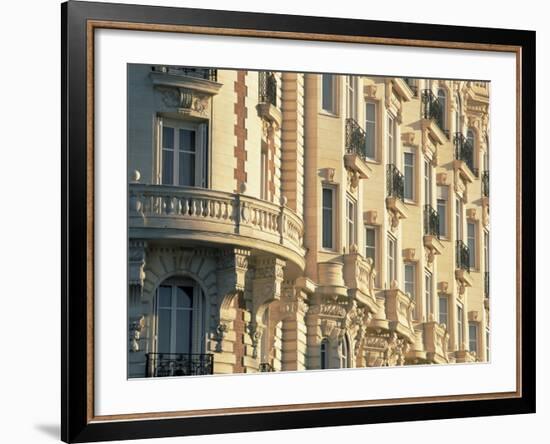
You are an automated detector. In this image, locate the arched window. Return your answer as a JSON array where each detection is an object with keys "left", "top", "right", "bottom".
[
  {"left": 437, "top": 88, "right": 447, "bottom": 131},
  {"left": 154, "top": 278, "right": 205, "bottom": 355},
  {"left": 320, "top": 338, "right": 329, "bottom": 369},
  {"left": 339, "top": 335, "right": 351, "bottom": 368}
]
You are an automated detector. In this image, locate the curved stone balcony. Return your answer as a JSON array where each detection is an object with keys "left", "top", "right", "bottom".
[{"left": 129, "top": 184, "right": 306, "bottom": 271}]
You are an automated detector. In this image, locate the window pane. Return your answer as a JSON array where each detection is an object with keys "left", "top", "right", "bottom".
[
  {"left": 162, "top": 126, "right": 174, "bottom": 149},
  {"left": 157, "top": 307, "right": 171, "bottom": 353},
  {"left": 322, "top": 189, "right": 333, "bottom": 249},
  {"left": 179, "top": 152, "right": 195, "bottom": 186},
  {"left": 162, "top": 149, "right": 174, "bottom": 185},
  {"left": 175, "top": 309, "right": 192, "bottom": 354},
  {"left": 365, "top": 103, "right": 376, "bottom": 158},
  {"left": 439, "top": 296, "right": 448, "bottom": 326},
  {"left": 468, "top": 223, "right": 476, "bottom": 268},
  {"left": 404, "top": 264, "right": 415, "bottom": 298},
  {"left": 322, "top": 74, "right": 334, "bottom": 112},
  {"left": 469, "top": 324, "right": 478, "bottom": 353},
  {"left": 179, "top": 129, "right": 196, "bottom": 152},
  {"left": 176, "top": 287, "right": 193, "bottom": 308},
  {"left": 404, "top": 152, "right": 414, "bottom": 199},
  {"left": 158, "top": 286, "right": 172, "bottom": 308},
  {"left": 437, "top": 199, "right": 446, "bottom": 236}
]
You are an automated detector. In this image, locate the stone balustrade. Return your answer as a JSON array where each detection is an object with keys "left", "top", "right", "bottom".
[{"left": 129, "top": 183, "right": 306, "bottom": 270}]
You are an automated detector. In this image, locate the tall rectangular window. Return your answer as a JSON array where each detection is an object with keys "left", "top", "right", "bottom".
[
  {"left": 424, "top": 158, "right": 432, "bottom": 205},
  {"left": 457, "top": 304, "right": 464, "bottom": 348},
  {"left": 467, "top": 222, "right": 476, "bottom": 268},
  {"left": 438, "top": 295, "right": 448, "bottom": 327},
  {"left": 322, "top": 187, "right": 335, "bottom": 249},
  {"left": 455, "top": 197, "right": 463, "bottom": 240},
  {"left": 425, "top": 272, "right": 433, "bottom": 320},
  {"left": 260, "top": 149, "right": 268, "bottom": 200},
  {"left": 387, "top": 235, "right": 397, "bottom": 285},
  {"left": 437, "top": 186, "right": 448, "bottom": 237},
  {"left": 365, "top": 226, "right": 376, "bottom": 263},
  {"left": 469, "top": 323, "right": 478, "bottom": 354},
  {"left": 345, "top": 75, "right": 357, "bottom": 120},
  {"left": 387, "top": 115, "right": 396, "bottom": 164},
  {"left": 160, "top": 120, "right": 207, "bottom": 187},
  {"left": 404, "top": 263, "right": 416, "bottom": 300},
  {"left": 346, "top": 197, "right": 356, "bottom": 250},
  {"left": 365, "top": 102, "right": 376, "bottom": 159},
  {"left": 322, "top": 74, "right": 336, "bottom": 114},
  {"left": 403, "top": 151, "right": 415, "bottom": 201}
]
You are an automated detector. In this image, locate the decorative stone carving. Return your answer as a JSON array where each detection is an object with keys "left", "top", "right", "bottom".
[
  {"left": 214, "top": 322, "right": 228, "bottom": 352},
  {"left": 436, "top": 172, "right": 449, "bottom": 186},
  {"left": 321, "top": 167, "right": 336, "bottom": 183},
  {"left": 466, "top": 208, "right": 478, "bottom": 221},
  {"left": 129, "top": 240, "right": 147, "bottom": 288},
  {"left": 402, "top": 248, "right": 416, "bottom": 262},
  {"left": 364, "top": 210, "right": 378, "bottom": 225},
  {"left": 363, "top": 84, "right": 378, "bottom": 99},
  {"left": 157, "top": 86, "right": 211, "bottom": 116},
  {"left": 347, "top": 170, "right": 360, "bottom": 193},
  {"left": 401, "top": 132, "right": 416, "bottom": 146},
  {"left": 129, "top": 315, "right": 145, "bottom": 352}
]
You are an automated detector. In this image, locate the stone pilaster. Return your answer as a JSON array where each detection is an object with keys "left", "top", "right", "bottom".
[{"left": 279, "top": 284, "right": 309, "bottom": 371}]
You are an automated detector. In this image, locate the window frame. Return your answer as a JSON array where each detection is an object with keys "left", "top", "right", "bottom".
[
  {"left": 364, "top": 100, "right": 377, "bottom": 160},
  {"left": 457, "top": 303, "right": 464, "bottom": 349},
  {"left": 467, "top": 221, "right": 477, "bottom": 269},
  {"left": 158, "top": 117, "right": 208, "bottom": 188},
  {"left": 345, "top": 194, "right": 357, "bottom": 251},
  {"left": 437, "top": 185, "right": 448, "bottom": 238},
  {"left": 438, "top": 294, "right": 448, "bottom": 327},
  {"left": 469, "top": 322, "right": 479, "bottom": 355},
  {"left": 403, "top": 262, "right": 416, "bottom": 300},
  {"left": 403, "top": 147, "right": 416, "bottom": 202},
  {"left": 387, "top": 234, "right": 397, "bottom": 286},
  {"left": 321, "top": 73, "right": 338, "bottom": 115},
  {"left": 321, "top": 185, "right": 337, "bottom": 251},
  {"left": 425, "top": 271, "right": 433, "bottom": 321}
]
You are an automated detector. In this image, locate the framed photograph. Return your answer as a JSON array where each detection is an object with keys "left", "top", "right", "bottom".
[{"left": 62, "top": 1, "right": 536, "bottom": 442}]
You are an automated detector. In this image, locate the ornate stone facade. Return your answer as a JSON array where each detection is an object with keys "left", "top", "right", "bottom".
[{"left": 127, "top": 66, "right": 490, "bottom": 378}]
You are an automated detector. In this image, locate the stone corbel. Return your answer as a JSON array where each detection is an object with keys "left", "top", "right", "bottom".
[
  {"left": 129, "top": 240, "right": 147, "bottom": 302},
  {"left": 129, "top": 315, "right": 145, "bottom": 352},
  {"left": 217, "top": 248, "right": 251, "bottom": 297}
]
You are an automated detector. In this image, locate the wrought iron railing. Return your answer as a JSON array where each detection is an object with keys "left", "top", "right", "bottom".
[
  {"left": 145, "top": 353, "right": 214, "bottom": 377},
  {"left": 345, "top": 118, "right": 368, "bottom": 159},
  {"left": 424, "top": 204, "right": 441, "bottom": 238},
  {"left": 152, "top": 66, "right": 218, "bottom": 82},
  {"left": 259, "top": 363, "right": 274, "bottom": 372},
  {"left": 484, "top": 271, "right": 490, "bottom": 298},
  {"left": 421, "top": 89, "right": 446, "bottom": 135},
  {"left": 453, "top": 132, "right": 475, "bottom": 173},
  {"left": 258, "top": 71, "right": 277, "bottom": 107},
  {"left": 482, "top": 170, "right": 490, "bottom": 197},
  {"left": 387, "top": 164, "right": 405, "bottom": 201},
  {"left": 456, "top": 240, "right": 471, "bottom": 272}
]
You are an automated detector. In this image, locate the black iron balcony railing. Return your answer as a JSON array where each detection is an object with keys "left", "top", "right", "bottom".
[
  {"left": 453, "top": 132, "right": 475, "bottom": 174},
  {"left": 258, "top": 71, "right": 277, "bottom": 107},
  {"left": 145, "top": 353, "right": 214, "bottom": 377},
  {"left": 421, "top": 89, "right": 446, "bottom": 135},
  {"left": 482, "top": 170, "right": 490, "bottom": 197},
  {"left": 152, "top": 66, "right": 218, "bottom": 82},
  {"left": 345, "top": 118, "right": 368, "bottom": 159},
  {"left": 403, "top": 78, "right": 418, "bottom": 96},
  {"left": 387, "top": 164, "right": 405, "bottom": 201},
  {"left": 484, "top": 271, "right": 490, "bottom": 298},
  {"left": 259, "top": 363, "right": 274, "bottom": 372},
  {"left": 456, "top": 240, "right": 471, "bottom": 272},
  {"left": 424, "top": 204, "right": 441, "bottom": 238}
]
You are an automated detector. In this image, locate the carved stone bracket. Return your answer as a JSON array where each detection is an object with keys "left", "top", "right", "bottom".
[
  {"left": 129, "top": 315, "right": 146, "bottom": 352},
  {"left": 129, "top": 240, "right": 147, "bottom": 303}
]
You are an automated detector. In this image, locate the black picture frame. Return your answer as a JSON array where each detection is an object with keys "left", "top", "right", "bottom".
[{"left": 62, "top": 1, "right": 536, "bottom": 442}]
